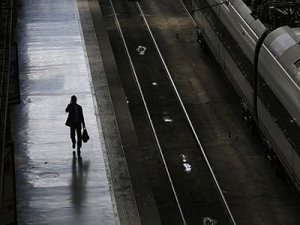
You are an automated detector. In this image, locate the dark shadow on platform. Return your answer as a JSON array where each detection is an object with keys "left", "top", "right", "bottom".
[{"left": 71, "top": 155, "right": 90, "bottom": 213}]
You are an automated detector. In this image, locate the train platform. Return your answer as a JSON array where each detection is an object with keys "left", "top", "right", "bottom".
[{"left": 10, "top": 0, "right": 160, "bottom": 224}]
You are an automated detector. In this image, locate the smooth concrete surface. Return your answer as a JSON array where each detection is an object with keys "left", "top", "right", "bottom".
[{"left": 11, "top": 0, "right": 117, "bottom": 224}]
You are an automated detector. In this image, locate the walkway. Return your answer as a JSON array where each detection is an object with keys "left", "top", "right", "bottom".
[{"left": 11, "top": 0, "right": 117, "bottom": 224}]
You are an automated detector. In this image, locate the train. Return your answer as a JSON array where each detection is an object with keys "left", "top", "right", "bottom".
[{"left": 190, "top": 0, "right": 300, "bottom": 191}]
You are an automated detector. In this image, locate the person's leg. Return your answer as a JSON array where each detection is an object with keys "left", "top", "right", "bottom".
[
  {"left": 70, "top": 127, "right": 76, "bottom": 149},
  {"left": 76, "top": 125, "right": 82, "bottom": 156}
]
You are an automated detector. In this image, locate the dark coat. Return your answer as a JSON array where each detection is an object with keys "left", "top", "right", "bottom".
[{"left": 65, "top": 103, "right": 85, "bottom": 127}]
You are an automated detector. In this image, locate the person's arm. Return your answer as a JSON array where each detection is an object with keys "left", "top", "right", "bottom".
[
  {"left": 82, "top": 115, "right": 85, "bottom": 128},
  {"left": 65, "top": 104, "right": 70, "bottom": 113},
  {"left": 81, "top": 108, "right": 85, "bottom": 128}
]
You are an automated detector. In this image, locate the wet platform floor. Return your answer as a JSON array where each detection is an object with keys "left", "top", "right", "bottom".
[{"left": 11, "top": 0, "right": 119, "bottom": 224}]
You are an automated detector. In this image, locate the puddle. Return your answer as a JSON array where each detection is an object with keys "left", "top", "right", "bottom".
[
  {"left": 163, "top": 116, "right": 173, "bottom": 123},
  {"left": 38, "top": 172, "right": 60, "bottom": 178}
]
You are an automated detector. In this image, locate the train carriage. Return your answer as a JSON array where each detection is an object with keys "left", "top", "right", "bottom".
[
  {"left": 191, "top": 0, "right": 300, "bottom": 191},
  {"left": 258, "top": 27, "right": 300, "bottom": 188}
]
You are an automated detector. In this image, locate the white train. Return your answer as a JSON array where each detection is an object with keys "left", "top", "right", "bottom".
[{"left": 192, "top": 0, "right": 300, "bottom": 191}]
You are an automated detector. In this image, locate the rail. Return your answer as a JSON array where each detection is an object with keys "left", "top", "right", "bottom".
[
  {"left": 109, "top": 0, "right": 237, "bottom": 223},
  {"left": 107, "top": 0, "right": 187, "bottom": 223},
  {"left": 137, "top": 2, "right": 236, "bottom": 224}
]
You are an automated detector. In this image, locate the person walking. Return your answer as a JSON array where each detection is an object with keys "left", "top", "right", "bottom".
[{"left": 65, "top": 95, "right": 85, "bottom": 157}]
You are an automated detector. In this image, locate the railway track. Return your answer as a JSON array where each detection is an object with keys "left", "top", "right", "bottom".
[{"left": 103, "top": 0, "right": 236, "bottom": 224}]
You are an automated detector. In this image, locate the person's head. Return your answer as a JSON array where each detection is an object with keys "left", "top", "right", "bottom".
[{"left": 71, "top": 95, "right": 77, "bottom": 104}]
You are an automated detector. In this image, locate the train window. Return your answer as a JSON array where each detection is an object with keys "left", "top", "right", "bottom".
[
  {"left": 259, "top": 75, "right": 300, "bottom": 156},
  {"left": 293, "top": 58, "right": 300, "bottom": 69}
]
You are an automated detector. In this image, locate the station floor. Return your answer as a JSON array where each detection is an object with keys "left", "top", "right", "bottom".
[{"left": 10, "top": 0, "right": 143, "bottom": 224}]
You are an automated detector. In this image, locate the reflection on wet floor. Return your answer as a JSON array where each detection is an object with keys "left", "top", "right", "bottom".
[
  {"left": 71, "top": 156, "right": 90, "bottom": 214},
  {"left": 180, "top": 154, "right": 192, "bottom": 173}
]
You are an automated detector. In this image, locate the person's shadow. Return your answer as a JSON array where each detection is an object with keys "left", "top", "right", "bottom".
[{"left": 71, "top": 155, "right": 90, "bottom": 214}]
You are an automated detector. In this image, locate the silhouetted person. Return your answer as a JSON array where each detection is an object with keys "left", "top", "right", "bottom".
[{"left": 65, "top": 95, "right": 85, "bottom": 156}]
